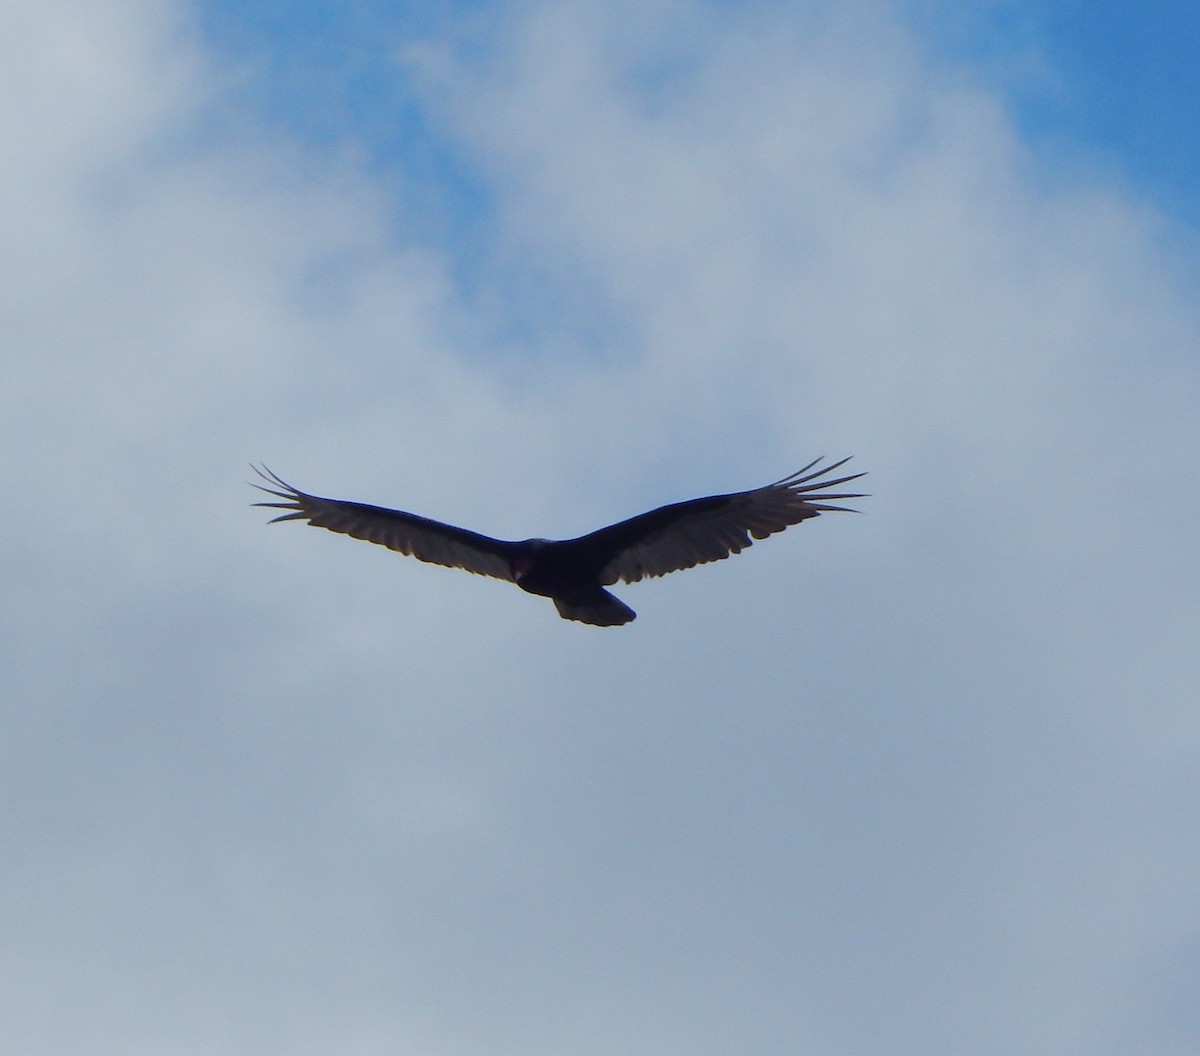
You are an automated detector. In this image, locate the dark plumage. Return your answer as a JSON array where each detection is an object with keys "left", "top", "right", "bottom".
[{"left": 252, "top": 458, "right": 865, "bottom": 626}]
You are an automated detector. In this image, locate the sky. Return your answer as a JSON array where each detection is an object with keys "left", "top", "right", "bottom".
[{"left": 2, "top": 1, "right": 1198, "bottom": 1054}]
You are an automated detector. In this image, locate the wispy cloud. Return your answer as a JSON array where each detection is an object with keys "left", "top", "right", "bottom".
[{"left": 2, "top": 1, "right": 1198, "bottom": 1053}]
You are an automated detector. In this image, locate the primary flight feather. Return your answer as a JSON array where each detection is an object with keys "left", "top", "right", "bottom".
[{"left": 252, "top": 458, "right": 865, "bottom": 626}]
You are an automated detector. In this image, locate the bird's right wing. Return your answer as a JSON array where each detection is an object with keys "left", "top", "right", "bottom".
[
  {"left": 252, "top": 466, "right": 517, "bottom": 581},
  {"left": 588, "top": 457, "right": 866, "bottom": 585}
]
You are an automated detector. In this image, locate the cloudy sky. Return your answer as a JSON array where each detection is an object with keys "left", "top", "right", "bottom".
[{"left": 3, "top": 0, "right": 1198, "bottom": 1053}]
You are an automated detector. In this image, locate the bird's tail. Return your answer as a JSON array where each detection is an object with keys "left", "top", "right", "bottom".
[{"left": 554, "top": 589, "right": 636, "bottom": 627}]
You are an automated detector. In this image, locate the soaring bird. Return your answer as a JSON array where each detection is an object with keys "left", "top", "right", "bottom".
[{"left": 252, "top": 458, "right": 865, "bottom": 626}]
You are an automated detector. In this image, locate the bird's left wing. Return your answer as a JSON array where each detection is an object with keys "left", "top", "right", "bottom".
[
  {"left": 587, "top": 457, "right": 866, "bottom": 585},
  {"left": 252, "top": 466, "right": 517, "bottom": 581}
]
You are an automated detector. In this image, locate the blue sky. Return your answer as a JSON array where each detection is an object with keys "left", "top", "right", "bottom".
[
  {"left": 196, "top": 0, "right": 1200, "bottom": 226},
  {"left": 917, "top": 1, "right": 1200, "bottom": 221},
  {"left": 3, "top": 1, "right": 1199, "bottom": 1054}
]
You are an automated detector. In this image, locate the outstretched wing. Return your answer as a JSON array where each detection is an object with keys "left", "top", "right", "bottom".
[
  {"left": 251, "top": 466, "right": 517, "bottom": 582},
  {"left": 583, "top": 457, "right": 865, "bottom": 586}
]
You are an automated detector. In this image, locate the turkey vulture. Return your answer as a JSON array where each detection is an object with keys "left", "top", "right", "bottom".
[{"left": 252, "top": 458, "right": 865, "bottom": 626}]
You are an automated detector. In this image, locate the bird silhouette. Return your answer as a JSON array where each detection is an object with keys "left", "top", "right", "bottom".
[{"left": 253, "top": 457, "right": 865, "bottom": 626}]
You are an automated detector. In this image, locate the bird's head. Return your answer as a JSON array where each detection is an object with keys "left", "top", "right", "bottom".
[{"left": 511, "top": 539, "right": 551, "bottom": 582}]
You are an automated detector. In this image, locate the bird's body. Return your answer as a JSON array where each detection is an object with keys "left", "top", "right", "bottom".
[{"left": 252, "top": 458, "right": 865, "bottom": 626}]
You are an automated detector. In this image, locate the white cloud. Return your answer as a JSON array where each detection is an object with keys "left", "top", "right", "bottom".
[{"left": 2, "top": 0, "right": 1199, "bottom": 1053}]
